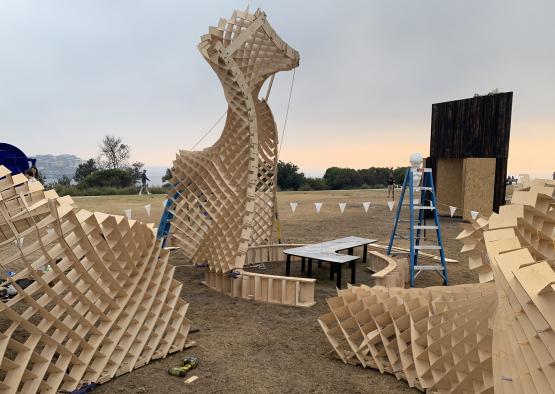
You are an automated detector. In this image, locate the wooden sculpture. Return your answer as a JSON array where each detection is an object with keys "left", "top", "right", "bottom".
[
  {"left": 320, "top": 283, "right": 497, "bottom": 392},
  {"left": 0, "top": 166, "right": 191, "bottom": 393},
  {"left": 320, "top": 179, "right": 555, "bottom": 393},
  {"left": 166, "top": 9, "right": 299, "bottom": 274}
]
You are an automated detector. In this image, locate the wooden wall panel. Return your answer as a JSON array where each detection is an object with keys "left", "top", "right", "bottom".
[
  {"left": 430, "top": 92, "right": 512, "bottom": 158},
  {"left": 429, "top": 92, "right": 512, "bottom": 213},
  {"left": 436, "top": 158, "right": 464, "bottom": 216},
  {"left": 462, "top": 158, "right": 496, "bottom": 220}
]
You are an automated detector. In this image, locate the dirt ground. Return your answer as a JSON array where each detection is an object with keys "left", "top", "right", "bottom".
[
  {"left": 72, "top": 189, "right": 476, "bottom": 394},
  {"left": 3, "top": 190, "right": 479, "bottom": 393}
]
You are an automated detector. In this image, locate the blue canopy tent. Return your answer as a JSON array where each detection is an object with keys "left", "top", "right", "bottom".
[{"left": 0, "top": 143, "right": 36, "bottom": 175}]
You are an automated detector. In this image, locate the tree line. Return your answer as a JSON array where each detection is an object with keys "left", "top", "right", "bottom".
[
  {"left": 50, "top": 137, "right": 409, "bottom": 195},
  {"left": 277, "top": 161, "right": 408, "bottom": 191}
]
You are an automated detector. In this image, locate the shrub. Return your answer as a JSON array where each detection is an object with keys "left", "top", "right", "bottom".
[{"left": 80, "top": 168, "right": 134, "bottom": 188}]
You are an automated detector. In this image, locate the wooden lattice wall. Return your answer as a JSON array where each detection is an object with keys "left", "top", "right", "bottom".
[
  {"left": 0, "top": 166, "right": 191, "bottom": 393},
  {"left": 320, "top": 179, "right": 555, "bottom": 393},
  {"left": 166, "top": 8, "right": 300, "bottom": 274}
]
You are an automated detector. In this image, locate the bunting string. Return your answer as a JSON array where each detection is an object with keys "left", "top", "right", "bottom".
[{"left": 286, "top": 198, "right": 489, "bottom": 219}]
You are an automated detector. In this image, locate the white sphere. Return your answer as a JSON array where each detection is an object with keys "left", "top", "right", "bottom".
[{"left": 409, "top": 152, "right": 423, "bottom": 167}]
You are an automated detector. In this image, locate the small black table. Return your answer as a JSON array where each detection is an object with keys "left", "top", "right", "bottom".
[{"left": 283, "top": 236, "right": 377, "bottom": 289}]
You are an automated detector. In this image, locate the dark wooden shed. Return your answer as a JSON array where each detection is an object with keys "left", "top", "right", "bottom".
[{"left": 427, "top": 92, "right": 513, "bottom": 218}]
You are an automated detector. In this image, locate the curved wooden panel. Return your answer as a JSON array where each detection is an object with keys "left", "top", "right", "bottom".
[
  {"left": 320, "top": 179, "right": 555, "bottom": 393},
  {"left": 0, "top": 166, "right": 190, "bottom": 393},
  {"left": 166, "top": 9, "right": 300, "bottom": 274}
]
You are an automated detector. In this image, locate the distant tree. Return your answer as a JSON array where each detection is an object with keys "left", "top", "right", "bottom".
[
  {"left": 162, "top": 168, "right": 173, "bottom": 183},
  {"left": 277, "top": 161, "right": 305, "bottom": 190},
  {"left": 393, "top": 166, "right": 409, "bottom": 185},
  {"left": 358, "top": 167, "right": 390, "bottom": 186},
  {"left": 56, "top": 175, "right": 72, "bottom": 186},
  {"left": 80, "top": 168, "right": 134, "bottom": 188},
  {"left": 98, "top": 135, "right": 130, "bottom": 169},
  {"left": 301, "top": 177, "right": 328, "bottom": 191},
  {"left": 128, "top": 162, "right": 144, "bottom": 185},
  {"left": 323, "top": 167, "right": 363, "bottom": 189},
  {"left": 74, "top": 159, "right": 98, "bottom": 183}
]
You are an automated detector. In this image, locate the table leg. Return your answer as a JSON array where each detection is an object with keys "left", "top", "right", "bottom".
[
  {"left": 336, "top": 264, "right": 342, "bottom": 289},
  {"left": 318, "top": 260, "right": 322, "bottom": 268},
  {"left": 348, "top": 247, "right": 354, "bottom": 255},
  {"left": 285, "top": 254, "right": 291, "bottom": 276},
  {"left": 329, "top": 262, "right": 335, "bottom": 280},
  {"left": 301, "top": 257, "right": 305, "bottom": 273},
  {"left": 350, "top": 260, "right": 356, "bottom": 284},
  {"left": 363, "top": 244, "right": 368, "bottom": 264},
  {"left": 307, "top": 258, "right": 312, "bottom": 278}
]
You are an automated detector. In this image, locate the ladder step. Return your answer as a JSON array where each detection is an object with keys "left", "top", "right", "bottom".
[
  {"left": 414, "top": 225, "right": 438, "bottom": 230},
  {"left": 414, "top": 265, "right": 445, "bottom": 271},
  {"left": 414, "top": 187, "right": 432, "bottom": 191},
  {"left": 395, "top": 234, "right": 428, "bottom": 239},
  {"left": 414, "top": 245, "right": 441, "bottom": 250},
  {"left": 414, "top": 206, "right": 435, "bottom": 210}
]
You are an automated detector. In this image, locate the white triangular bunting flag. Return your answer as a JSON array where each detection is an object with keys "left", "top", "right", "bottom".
[
  {"left": 338, "top": 202, "right": 346, "bottom": 214},
  {"left": 314, "top": 202, "right": 323, "bottom": 214},
  {"left": 124, "top": 209, "right": 132, "bottom": 219},
  {"left": 290, "top": 202, "right": 298, "bottom": 213},
  {"left": 362, "top": 202, "right": 370, "bottom": 213},
  {"left": 144, "top": 204, "right": 152, "bottom": 216},
  {"left": 387, "top": 201, "right": 394, "bottom": 211},
  {"left": 470, "top": 210, "right": 479, "bottom": 220},
  {"left": 162, "top": 199, "right": 168, "bottom": 207},
  {"left": 449, "top": 206, "right": 456, "bottom": 217}
]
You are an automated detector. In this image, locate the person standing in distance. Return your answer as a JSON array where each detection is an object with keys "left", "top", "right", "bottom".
[{"left": 139, "top": 169, "right": 151, "bottom": 195}]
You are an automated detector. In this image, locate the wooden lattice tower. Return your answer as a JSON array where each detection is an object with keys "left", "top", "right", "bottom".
[
  {"left": 0, "top": 166, "right": 191, "bottom": 393},
  {"left": 166, "top": 9, "right": 300, "bottom": 273}
]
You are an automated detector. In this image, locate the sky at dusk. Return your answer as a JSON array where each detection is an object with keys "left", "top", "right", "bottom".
[{"left": 0, "top": 0, "right": 553, "bottom": 178}]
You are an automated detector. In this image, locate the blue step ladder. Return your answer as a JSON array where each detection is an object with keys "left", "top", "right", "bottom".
[{"left": 386, "top": 167, "right": 448, "bottom": 287}]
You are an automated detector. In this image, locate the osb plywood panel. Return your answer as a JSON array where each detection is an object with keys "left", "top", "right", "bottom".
[
  {"left": 0, "top": 166, "right": 191, "bottom": 393},
  {"left": 166, "top": 9, "right": 300, "bottom": 274},
  {"left": 436, "top": 158, "right": 463, "bottom": 216},
  {"left": 462, "top": 158, "right": 496, "bottom": 221}
]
